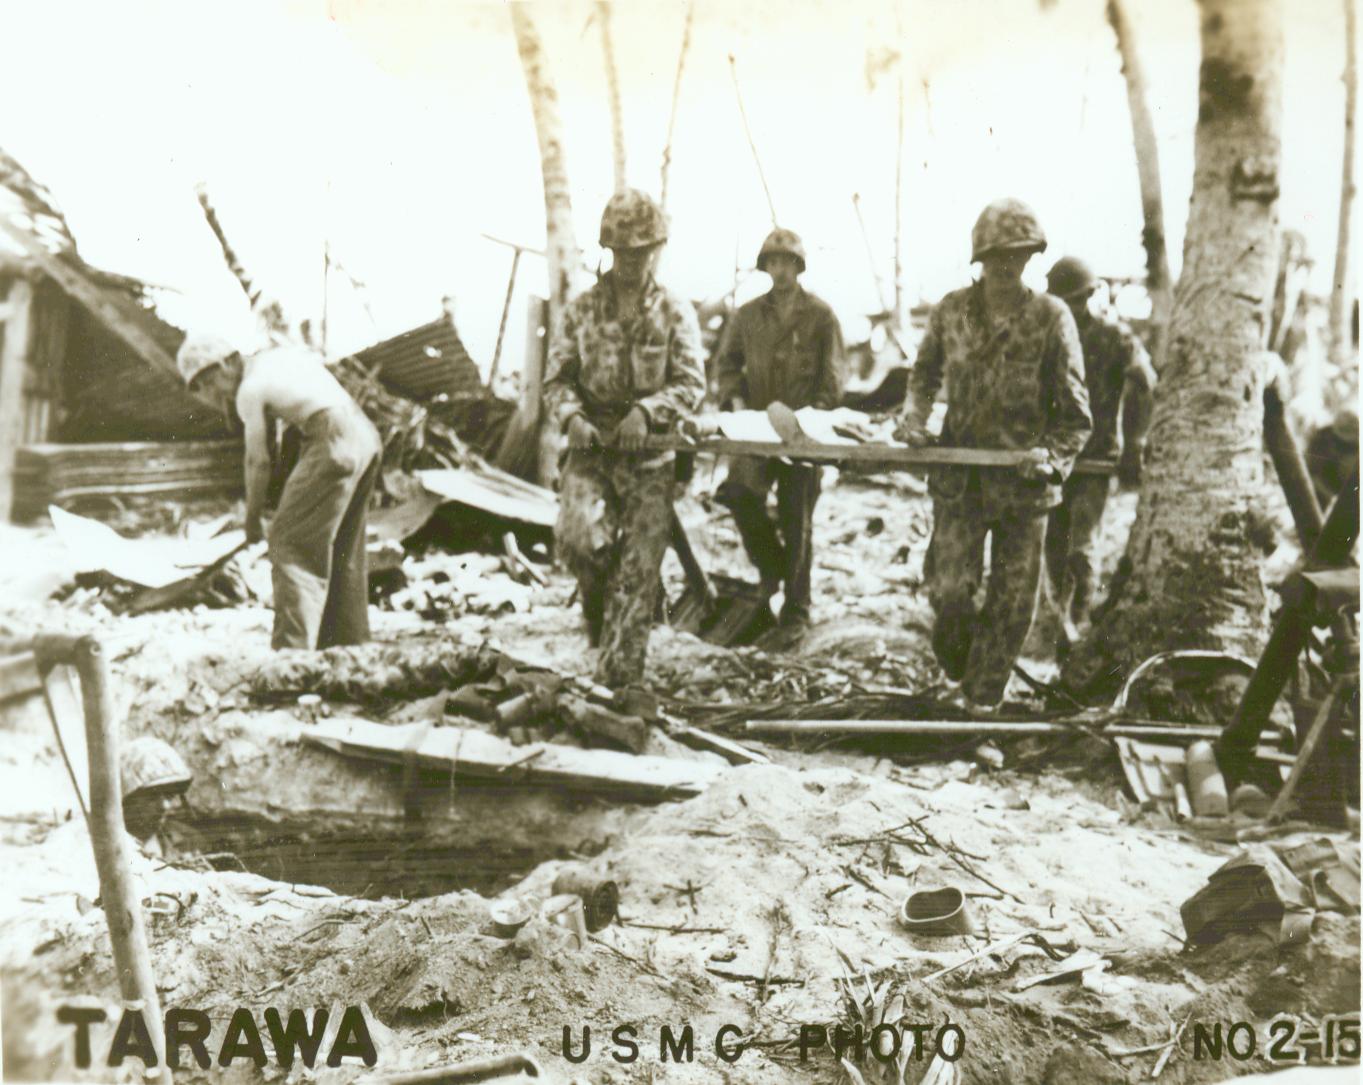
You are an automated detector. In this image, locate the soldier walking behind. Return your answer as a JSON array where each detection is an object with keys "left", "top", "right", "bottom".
[
  {"left": 544, "top": 189, "right": 706, "bottom": 688},
  {"left": 895, "top": 200, "right": 1092, "bottom": 710},
  {"left": 714, "top": 228, "right": 846, "bottom": 635},
  {"left": 1043, "top": 256, "right": 1156, "bottom": 648},
  {"left": 176, "top": 335, "right": 382, "bottom": 650}
]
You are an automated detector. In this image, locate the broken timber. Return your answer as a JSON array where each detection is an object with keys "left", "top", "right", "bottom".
[
  {"left": 644, "top": 435, "right": 1117, "bottom": 476},
  {"left": 304, "top": 718, "right": 724, "bottom": 801},
  {"left": 0, "top": 217, "right": 218, "bottom": 419}
]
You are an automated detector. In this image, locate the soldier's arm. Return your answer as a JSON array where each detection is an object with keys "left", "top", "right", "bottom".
[
  {"left": 542, "top": 301, "right": 587, "bottom": 433},
  {"left": 901, "top": 305, "right": 945, "bottom": 429},
  {"left": 1041, "top": 305, "right": 1093, "bottom": 477},
  {"left": 637, "top": 299, "right": 707, "bottom": 430},
  {"left": 235, "top": 381, "right": 273, "bottom": 543},
  {"left": 812, "top": 307, "right": 847, "bottom": 410},
  {"left": 1120, "top": 333, "right": 1157, "bottom": 452},
  {"left": 713, "top": 309, "right": 747, "bottom": 410}
]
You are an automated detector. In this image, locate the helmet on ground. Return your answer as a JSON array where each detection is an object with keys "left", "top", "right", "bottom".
[
  {"left": 121, "top": 736, "right": 193, "bottom": 800},
  {"left": 599, "top": 189, "right": 668, "bottom": 250},
  {"left": 756, "top": 228, "right": 807, "bottom": 274},
  {"left": 1046, "top": 256, "right": 1098, "bottom": 299},
  {"left": 176, "top": 333, "right": 238, "bottom": 387},
  {"left": 971, "top": 199, "right": 1047, "bottom": 262}
]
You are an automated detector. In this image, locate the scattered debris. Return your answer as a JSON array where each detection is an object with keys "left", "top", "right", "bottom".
[{"left": 1179, "top": 838, "right": 1361, "bottom": 947}]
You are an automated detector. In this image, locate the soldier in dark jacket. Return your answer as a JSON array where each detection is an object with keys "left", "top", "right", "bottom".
[
  {"left": 1042, "top": 256, "right": 1156, "bottom": 647},
  {"left": 543, "top": 189, "right": 707, "bottom": 688},
  {"left": 714, "top": 228, "right": 846, "bottom": 633},
  {"left": 895, "top": 200, "right": 1092, "bottom": 710}
]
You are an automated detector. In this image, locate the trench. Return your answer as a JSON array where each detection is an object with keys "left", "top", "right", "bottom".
[
  {"left": 171, "top": 814, "right": 558, "bottom": 899},
  {"left": 160, "top": 773, "right": 595, "bottom": 901}
]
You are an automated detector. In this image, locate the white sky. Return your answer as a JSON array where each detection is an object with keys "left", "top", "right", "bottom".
[{"left": 0, "top": 0, "right": 1352, "bottom": 371}]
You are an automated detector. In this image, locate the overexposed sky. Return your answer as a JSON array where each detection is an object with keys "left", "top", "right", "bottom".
[{"left": 0, "top": 0, "right": 1351, "bottom": 370}]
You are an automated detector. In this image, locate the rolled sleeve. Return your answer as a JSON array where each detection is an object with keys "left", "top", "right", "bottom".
[
  {"left": 543, "top": 301, "right": 586, "bottom": 433},
  {"left": 812, "top": 310, "right": 847, "bottom": 410},
  {"left": 1042, "top": 307, "right": 1093, "bottom": 477},
  {"left": 903, "top": 307, "right": 945, "bottom": 428}
]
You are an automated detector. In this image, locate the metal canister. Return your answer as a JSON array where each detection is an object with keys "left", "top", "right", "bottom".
[
  {"left": 1185, "top": 740, "right": 1229, "bottom": 817},
  {"left": 551, "top": 867, "right": 619, "bottom": 932}
]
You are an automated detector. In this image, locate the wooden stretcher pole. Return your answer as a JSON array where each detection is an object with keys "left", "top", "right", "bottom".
[
  {"left": 31, "top": 634, "right": 172, "bottom": 1082},
  {"left": 643, "top": 434, "right": 1117, "bottom": 475},
  {"left": 1263, "top": 375, "right": 1324, "bottom": 551},
  {"left": 668, "top": 508, "right": 716, "bottom": 608},
  {"left": 1218, "top": 463, "right": 1360, "bottom": 775}
]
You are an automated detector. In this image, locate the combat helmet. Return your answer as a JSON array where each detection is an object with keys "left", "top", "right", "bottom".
[
  {"left": 599, "top": 189, "right": 668, "bottom": 250},
  {"left": 971, "top": 199, "right": 1047, "bottom": 262},
  {"left": 756, "top": 228, "right": 807, "bottom": 274},
  {"left": 176, "top": 333, "right": 238, "bottom": 387},
  {"left": 121, "top": 736, "right": 193, "bottom": 800},
  {"left": 1046, "top": 256, "right": 1098, "bottom": 299}
]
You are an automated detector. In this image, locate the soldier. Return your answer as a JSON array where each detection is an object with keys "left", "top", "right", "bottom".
[
  {"left": 1043, "top": 256, "right": 1156, "bottom": 648},
  {"left": 544, "top": 189, "right": 706, "bottom": 688},
  {"left": 120, "top": 736, "right": 193, "bottom": 855},
  {"left": 176, "top": 335, "right": 382, "bottom": 650},
  {"left": 714, "top": 228, "right": 846, "bottom": 635},
  {"left": 895, "top": 199, "right": 1092, "bottom": 710}
]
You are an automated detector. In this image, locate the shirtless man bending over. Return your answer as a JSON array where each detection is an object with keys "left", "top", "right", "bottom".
[{"left": 176, "top": 335, "right": 382, "bottom": 650}]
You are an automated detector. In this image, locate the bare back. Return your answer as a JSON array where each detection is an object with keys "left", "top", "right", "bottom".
[{"left": 235, "top": 346, "right": 355, "bottom": 429}]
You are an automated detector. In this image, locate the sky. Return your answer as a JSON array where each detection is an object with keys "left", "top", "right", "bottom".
[{"left": 0, "top": 0, "right": 1352, "bottom": 373}]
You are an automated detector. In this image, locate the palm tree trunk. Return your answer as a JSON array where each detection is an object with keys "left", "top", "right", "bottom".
[
  {"left": 659, "top": 2, "right": 695, "bottom": 211},
  {"left": 1065, "top": 0, "right": 1284, "bottom": 697},
  {"left": 1106, "top": 0, "right": 1173, "bottom": 358},
  {"left": 1329, "top": 0, "right": 1357, "bottom": 369},
  {"left": 498, "top": 3, "right": 584, "bottom": 482},
  {"left": 598, "top": 2, "right": 627, "bottom": 194}
]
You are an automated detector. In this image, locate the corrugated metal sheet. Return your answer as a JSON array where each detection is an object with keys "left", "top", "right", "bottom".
[{"left": 352, "top": 317, "right": 483, "bottom": 402}]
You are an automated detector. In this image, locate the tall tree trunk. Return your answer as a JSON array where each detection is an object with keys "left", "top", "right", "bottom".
[
  {"left": 1065, "top": 0, "right": 1284, "bottom": 697},
  {"left": 1107, "top": 0, "right": 1174, "bottom": 359},
  {"left": 659, "top": 2, "right": 695, "bottom": 211},
  {"left": 498, "top": 4, "right": 584, "bottom": 482},
  {"left": 195, "top": 184, "right": 291, "bottom": 342},
  {"left": 1329, "top": 0, "right": 1357, "bottom": 370},
  {"left": 893, "top": 72, "right": 906, "bottom": 331},
  {"left": 598, "top": 2, "right": 627, "bottom": 193}
]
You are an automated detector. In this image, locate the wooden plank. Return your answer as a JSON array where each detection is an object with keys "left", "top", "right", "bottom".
[
  {"left": 673, "top": 725, "right": 770, "bottom": 765},
  {"left": 745, "top": 718, "right": 1071, "bottom": 736},
  {"left": 744, "top": 717, "right": 1254, "bottom": 741},
  {"left": 303, "top": 718, "right": 723, "bottom": 801},
  {"left": 0, "top": 278, "right": 33, "bottom": 519},
  {"left": 644, "top": 435, "right": 1117, "bottom": 476}
]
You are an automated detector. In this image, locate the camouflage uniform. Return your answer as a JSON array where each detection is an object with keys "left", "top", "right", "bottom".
[
  {"left": 902, "top": 280, "right": 1091, "bottom": 704},
  {"left": 714, "top": 237, "right": 845, "bottom": 624},
  {"left": 544, "top": 266, "right": 706, "bottom": 688},
  {"left": 1044, "top": 311, "right": 1155, "bottom": 626}
]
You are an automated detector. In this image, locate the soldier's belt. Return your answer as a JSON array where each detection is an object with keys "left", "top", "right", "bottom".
[{"left": 641, "top": 435, "right": 1116, "bottom": 476}]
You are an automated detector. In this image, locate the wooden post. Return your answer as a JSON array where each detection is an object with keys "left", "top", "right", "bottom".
[
  {"left": 0, "top": 277, "right": 34, "bottom": 521},
  {"left": 487, "top": 247, "right": 524, "bottom": 388},
  {"left": 31, "top": 634, "right": 171, "bottom": 1081}
]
